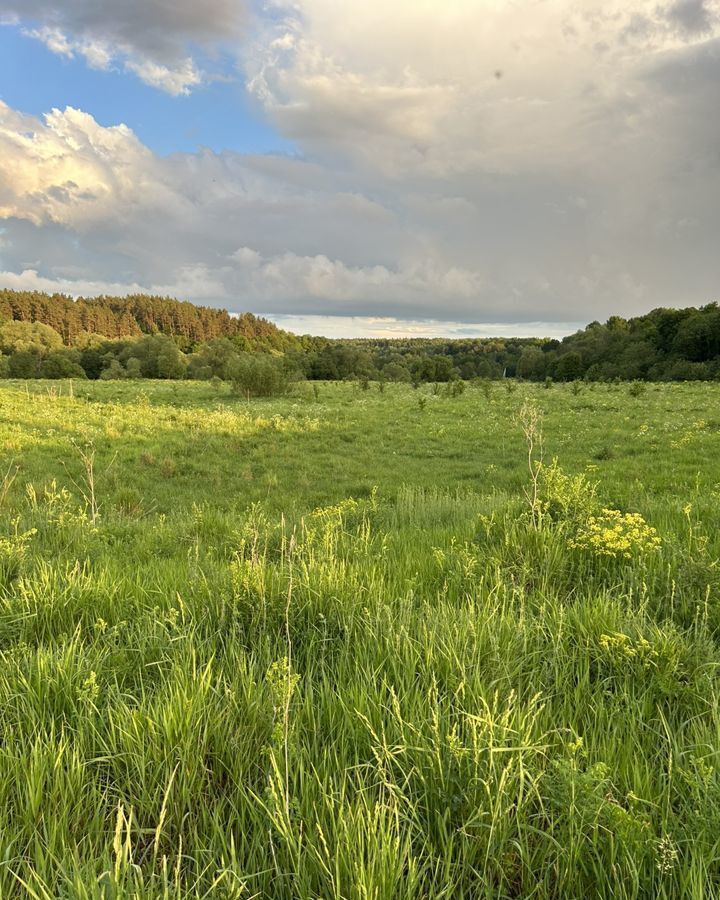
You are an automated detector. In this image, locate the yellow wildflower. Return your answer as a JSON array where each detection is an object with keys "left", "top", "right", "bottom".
[{"left": 569, "top": 508, "right": 661, "bottom": 559}]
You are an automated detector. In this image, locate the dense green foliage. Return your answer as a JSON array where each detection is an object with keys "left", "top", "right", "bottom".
[
  {"left": 0, "top": 290, "right": 295, "bottom": 351},
  {"left": 1, "top": 379, "right": 720, "bottom": 897},
  {"left": 2, "top": 289, "right": 720, "bottom": 383},
  {"left": 317, "top": 303, "right": 720, "bottom": 382},
  {"left": 526, "top": 304, "right": 720, "bottom": 381}
]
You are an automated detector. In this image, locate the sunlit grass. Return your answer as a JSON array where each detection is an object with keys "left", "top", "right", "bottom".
[{"left": 0, "top": 379, "right": 719, "bottom": 897}]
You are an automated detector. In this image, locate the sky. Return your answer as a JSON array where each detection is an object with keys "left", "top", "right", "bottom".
[{"left": 0, "top": 0, "right": 718, "bottom": 339}]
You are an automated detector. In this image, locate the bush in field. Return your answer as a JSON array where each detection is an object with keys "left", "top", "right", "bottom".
[
  {"left": 539, "top": 459, "right": 599, "bottom": 527},
  {"left": 229, "top": 352, "right": 299, "bottom": 397},
  {"left": 444, "top": 378, "right": 465, "bottom": 397}
]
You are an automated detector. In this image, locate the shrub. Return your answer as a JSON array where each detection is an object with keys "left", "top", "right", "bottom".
[
  {"left": 539, "top": 459, "right": 599, "bottom": 528},
  {"left": 445, "top": 379, "right": 465, "bottom": 397},
  {"left": 229, "top": 353, "right": 298, "bottom": 398},
  {"left": 478, "top": 380, "right": 492, "bottom": 399},
  {"left": 628, "top": 381, "right": 646, "bottom": 397}
]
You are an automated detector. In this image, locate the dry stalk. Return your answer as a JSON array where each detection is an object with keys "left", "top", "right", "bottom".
[
  {"left": 0, "top": 460, "right": 19, "bottom": 507},
  {"left": 518, "top": 400, "right": 544, "bottom": 528},
  {"left": 64, "top": 442, "right": 100, "bottom": 526}
]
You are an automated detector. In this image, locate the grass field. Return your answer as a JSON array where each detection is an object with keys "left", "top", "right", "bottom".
[{"left": 1, "top": 379, "right": 720, "bottom": 898}]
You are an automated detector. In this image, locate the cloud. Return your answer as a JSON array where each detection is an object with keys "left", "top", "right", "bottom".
[
  {"left": 0, "top": 0, "right": 246, "bottom": 93},
  {"left": 23, "top": 26, "right": 202, "bottom": 94},
  {"left": 245, "top": 0, "right": 720, "bottom": 178},
  {"left": 123, "top": 58, "right": 202, "bottom": 97},
  {"left": 666, "top": 0, "right": 717, "bottom": 33},
  {"left": 0, "top": 264, "right": 581, "bottom": 336},
  {"left": 23, "top": 26, "right": 113, "bottom": 69},
  {"left": 0, "top": 2, "right": 719, "bottom": 331},
  {"left": 0, "top": 102, "right": 184, "bottom": 228},
  {"left": 230, "top": 247, "right": 484, "bottom": 303},
  {"left": 0, "top": 251, "right": 487, "bottom": 316},
  {"left": 0, "top": 266, "right": 150, "bottom": 297}
]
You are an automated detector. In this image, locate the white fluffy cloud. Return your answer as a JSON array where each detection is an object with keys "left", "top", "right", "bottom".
[
  {"left": 0, "top": 267, "right": 150, "bottom": 297},
  {"left": 0, "top": 1, "right": 719, "bottom": 329},
  {"left": 0, "top": 103, "right": 181, "bottom": 227},
  {"left": 22, "top": 26, "right": 203, "bottom": 94}
]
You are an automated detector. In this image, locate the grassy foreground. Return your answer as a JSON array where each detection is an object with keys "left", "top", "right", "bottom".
[{"left": 1, "top": 379, "right": 720, "bottom": 898}]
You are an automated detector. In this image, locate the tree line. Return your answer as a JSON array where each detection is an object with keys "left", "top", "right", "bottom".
[
  {"left": 0, "top": 290, "right": 297, "bottom": 351},
  {"left": 1, "top": 289, "right": 719, "bottom": 389}
]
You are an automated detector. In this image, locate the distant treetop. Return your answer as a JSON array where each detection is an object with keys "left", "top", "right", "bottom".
[{"left": 0, "top": 290, "right": 295, "bottom": 352}]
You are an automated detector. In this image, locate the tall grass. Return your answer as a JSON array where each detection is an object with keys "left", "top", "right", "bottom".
[{"left": 0, "top": 381, "right": 719, "bottom": 897}]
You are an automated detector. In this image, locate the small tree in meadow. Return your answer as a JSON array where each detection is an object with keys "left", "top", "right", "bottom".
[{"left": 229, "top": 353, "right": 299, "bottom": 398}]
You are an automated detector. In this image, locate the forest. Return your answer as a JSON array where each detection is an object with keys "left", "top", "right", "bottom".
[{"left": 1, "top": 288, "right": 720, "bottom": 386}]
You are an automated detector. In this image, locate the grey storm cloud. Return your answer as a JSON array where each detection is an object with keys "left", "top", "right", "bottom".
[
  {"left": 0, "top": 0, "right": 246, "bottom": 58},
  {"left": 667, "top": 0, "right": 717, "bottom": 33},
  {"left": 0, "top": 0, "right": 719, "bottom": 331}
]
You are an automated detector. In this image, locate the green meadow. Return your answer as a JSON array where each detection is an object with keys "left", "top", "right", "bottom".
[{"left": 1, "top": 379, "right": 720, "bottom": 898}]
